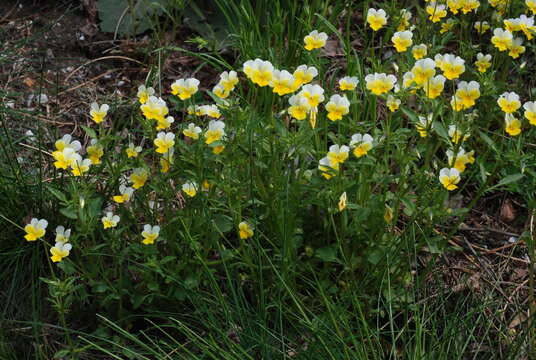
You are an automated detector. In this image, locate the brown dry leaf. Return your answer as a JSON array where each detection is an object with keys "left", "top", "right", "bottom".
[
  {"left": 500, "top": 198, "right": 516, "bottom": 222},
  {"left": 508, "top": 312, "right": 527, "bottom": 329},
  {"left": 323, "top": 39, "right": 344, "bottom": 57},
  {"left": 23, "top": 77, "right": 35, "bottom": 87}
]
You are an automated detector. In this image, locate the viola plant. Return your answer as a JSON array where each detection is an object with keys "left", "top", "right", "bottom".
[{"left": 7, "top": 0, "right": 536, "bottom": 358}]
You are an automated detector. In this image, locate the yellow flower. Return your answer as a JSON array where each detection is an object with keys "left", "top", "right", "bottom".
[
  {"left": 102, "top": 212, "right": 120, "bottom": 229},
  {"left": 137, "top": 85, "right": 155, "bottom": 104},
  {"left": 288, "top": 94, "right": 311, "bottom": 120},
  {"left": 453, "top": 81, "right": 480, "bottom": 110},
  {"left": 54, "top": 134, "right": 81, "bottom": 152},
  {"left": 298, "top": 84, "right": 325, "bottom": 107},
  {"left": 238, "top": 221, "right": 254, "bottom": 239},
  {"left": 154, "top": 132, "right": 175, "bottom": 153},
  {"left": 338, "top": 76, "right": 359, "bottom": 91},
  {"left": 386, "top": 95, "right": 401, "bottom": 112},
  {"left": 527, "top": 0, "right": 536, "bottom": 14},
  {"left": 447, "top": 147, "right": 475, "bottom": 172},
  {"left": 304, "top": 30, "right": 328, "bottom": 51},
  {"left": 411, "top": 58, "right": 436, "bottom": 86},
  {"left": 325, "top": 94, "right": 350, "bottom": 121},
  {"left": 243, "top": 59, "right": 274, "bottom": 87},
  {"left": 384, "top": 205, "right": 393, "bottom": 223},
  {"left": 460, "top": 0, "right": 480, "bottom": 14},
  {"left": 397, "top": 9, "right": 412, "bottom": 31},
  {"left": 183, "top": 123, "right": 202, "bottom": 140},
  {"left": 367, "top": 8, "right": 388, "bottom": 31},
  {"left": 87, "top": 139, "right": 104, "bottom": 164},
  {"left": 448, "top": 125, "right": 470, "bottom": 144},
  {"left": 198, "top": 104, "right": 221, "bottom": 119},
  {"left": 436, "top": 54, "right": 465, "bottom": 80},
  {"left": 411, "top": 44, "right": 427, "bottom": 60},
  {"left": 474, "top": 21, "right": 490, "bottom": 34},
  {"left": 213, "top": 84, "right": 230, "bottom": 99},
  {"left": 350, "top": 133, "right": 373, "bottom": 157},
  {"left": 219, "top": 70, "right": 239, "bottom": 91},
  {"left": 439, "top": 168, "right": 461, "bottom": 191},
  {"left": 182, "top": 182, "right": 198, "bottom": 197},
  {"left": 293, "top": 65, "right": 318, "bottom": 88},
  {"left": 505, "top": 114, "right": 522, "bottom": 136},
  {"left": 156, "top": 116, "right": 175, "bottom": 130},
  {"left": 498, "top": 92, "right": 521, "bottom": 113},
  {"left": 523, "top": 101, "right": 536, "bottom": 125},
  {"left": 318, "top": 156, "right": 339, "bottom": 179},
  {"left": 24, "top": 218, "right": 48, "bottom": 241},
  {"left": 171, "top": 78, "right": 200, "bottom": 100},
  {"left": 90, "top": 102, "right": 109, "bottom": 124},
  {"left": 426, "top": 3, "right": 447, "bottom": 23},
  {"left": 391, "top": 30, "right": 413, "bottom": 52},
  {"left": 338, "top": 192, "right": 347, "bottom": 212},
  {"left": 130, "top": 168, "right": 148, "bottom": 189},
  {"left": 327, "top": 144, "right": 350, "bottom": 165},
  {"left": 141, "top": 224, "right": 160, "bottom": 245},
  {"left": 54, "top": 226, "right": 71, "bottom": 243},
  {"left": 204, "top": 120, "right": 225, "bottom": 144},
  {"left": 160, "top": 148, "right": 174, "bottom": 173},
  {"left": 212, "top": 145, "right": 225, "bottom": 154},
  {"left": 53, "top": 147, "right": 81, "bottom": 170},
  {"left": 113, "top": 184, "right": 134, "bottom": 203},
  {"left": 504, "top": 18, "right": 522, "bottom": 33},
  {"left": 440, "top": 18, "right": 455, "bottom": 33},
  {"left": 508, "top": 37, "right": 526, "bottom": 59},
  {"left": 518, "top": 15, "right": 536, "bottom": 40},
  {"left": 140, "top": 96, "right": 169, "bottom": 122},
  {"left": 447, "top": 0, "right": 462, "bottom": 14},
  {"left": 474, "top": 53, "right": 492, "bottom": 73},
  {"left": 270, "top": 70, "right": 296, "bottom": 96},
  {"left": 402, "top": 71, "right": 416, "bottom": 89},
  {"left": 365, "top": 73, "right": 397, "bottom": 95},
  {"left": 126, "top": 143, "right": 142, "bottom": 158},
  {"left": 50, "top": 241, "right": 72, "bottom": 262},
  {"left": 491, "top": 28, "right": 513, "bottom": 51},
  {"left": 416, "top": 114, "right": 433, "bottom": 137},
  {"left": 71, "top": 158, "right": 92, "bottom": 176},
  {"left": 423, "top": 75, "right": 446, "bottom": 99}
]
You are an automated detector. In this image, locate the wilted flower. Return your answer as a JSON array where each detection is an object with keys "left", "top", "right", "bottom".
[
  {"left": 338, "top": 192, "right": 347, "bottom": 212},
  {"left": 448, "top": 125, "right": 470, "bottom": 144},
  {"left": 416, "top": 114, "right": 433, "bottom": 137},
  {"left": 87, "top": 139, "right": 104, "bottom": 164},
  {"left": 55, "top": 226, "right": 71, "bottom": 243},
  {"left": 130, "top": 168, "right": 149, "bottom": 189}
]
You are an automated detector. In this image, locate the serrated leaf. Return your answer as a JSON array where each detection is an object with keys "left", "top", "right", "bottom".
[{"left": 81, "top": 125, "right": 97, "bottom": 139}]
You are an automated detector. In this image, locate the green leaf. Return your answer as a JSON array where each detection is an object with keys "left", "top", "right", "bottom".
[
  {"left": 46, "top": 186, "right": 67, "bottom": 203},
  {"left": 97, "top": 0, "right": 167, "bottom": 36},
  {"left": 81, "top": 125, "right": 97, "bottom": 139},
  {"left": 60, "top": 206, "right": 78, "bottom": 220},
  {"left": 315, "top": 246, "right": 338, "bottom": 263},
  {"left": 432, "top": 121, "right": 449, "bottom": 141},
  {"left": 496, "top": 173, "right": 523, "bottom": 188},
  {"left": 212, "top": 214, "right": 233, "bottom": 233}
]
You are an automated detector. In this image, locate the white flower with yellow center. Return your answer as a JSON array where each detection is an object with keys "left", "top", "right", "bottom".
[
  {"left": 293, "top": 65, "right": 318, "bottom": 88},
  {"left": 423, "top": 75, "right": 445, "bottom": 99},
  {"left": 338, "top": 76, "right": 359, "bottom": 91},
  {"left": 55, "top": 226, "right": 71, "bottom": 243},
  {"left": 439, "top": 168, "right": 461, "bottom": 191},
  {"left": 102, "top": 212, "right": 120, "bottom": 229},
  {"left": 90, "top": 102, "right": 109, "bottom": 124},
  {"left": 350, "top": 133, "right": 374, "bottom": 157},
  {"left": 411, "top": 58, "right": 436, "bottom": 86},
  {"left": 367, "top": 8, "right": 388, "bottom": 31},
  {"left": 219, "top": 70, "right": 238, "bottom": 91},
  {"left": 498, "top": 92, "right": 521, "bottom": 113},
  {"left": 270, "top": 70, "right": 296, "bottom": 96},
  {"left": 205, "top": 120, "right": 225, "bottom": 144},
  {"left": 171, "top": 78, "right": 200, "bottom": 100},
  {"left": 491, "top": 28, "right": 513, "bottom": 51},
  {"left": 325, "top": 94, "right": 350, "bottom": 121},
  {"left": 141, "top": 225, "right": 160, "bottom": 245},
  {"left": 182, "top": 182, "right": 198, "bottom": 197},
  {"left": 523, "top": 101, "right": 536, "bottom": 125},
  {"left": 141, "top": 96, "right": 169, "bottom": 122},
  {"left": 304, "top": 30, "right": 328, "bottom": 50},
  {"left": 474, "top": 53, "right": 492, "bottom": 73},
  {"left": 113, "top": 184, "right": 134, "bottom": 204},
  {"left": 50, "top": 241, "right": 72, "bottom": 263},
  {"left": 411, "top": 44, "right": 427, "bottom": 59},
  {"left": 299, "top": 84, "right": 325, "bottom": 107},
  {"left": 156, "top": 116, "right": 175, "bottom": 130},
  {"left": 391, "top": 30, "right": 413, "bottom": 52},
  {"left": 183, "top": 123, "right": 202, "bottom": 140},
  {"left": 364, "top": 73, "right": 397, "bottom": 95},
  {"left": 327, "top": 144, "right": 350, "bottom": 165},
  {"left": 137, "top": 85, "right": 155, "bottom": 104},
  {"left": 288, "top": 94, "right": 311, "bottom": 120},
  {"left": 154, "top": 132, "right": 175, "bottom": 153}
]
